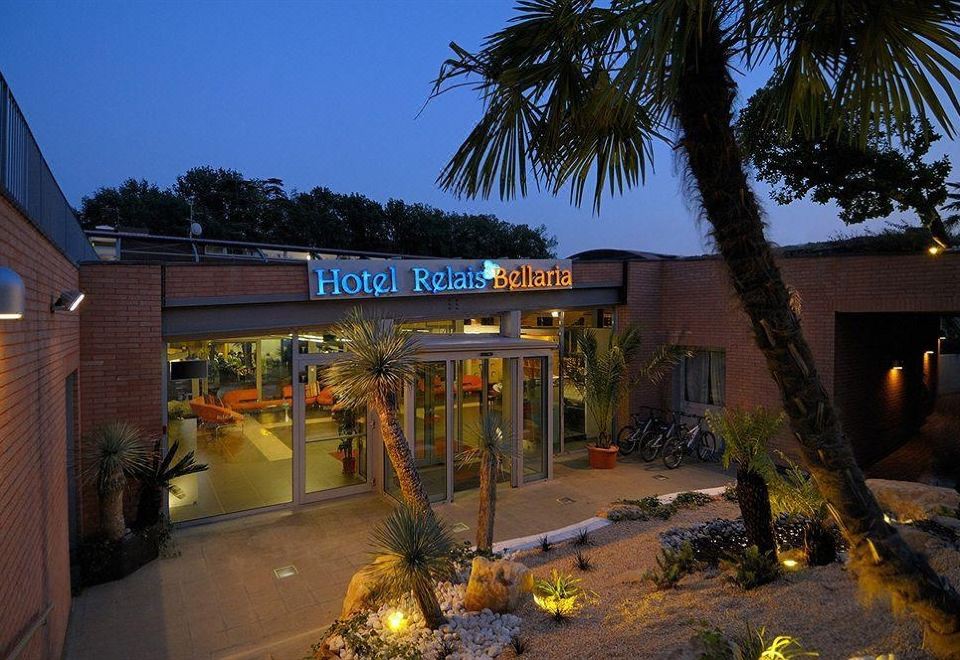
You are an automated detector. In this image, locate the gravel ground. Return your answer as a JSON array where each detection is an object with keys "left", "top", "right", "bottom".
[{"left": 504, "top": 500, "right": 960, "bottom": 659}]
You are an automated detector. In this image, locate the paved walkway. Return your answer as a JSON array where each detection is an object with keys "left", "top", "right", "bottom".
[{"left": 64, "top": 453, "right": 731, "bottom": 660}]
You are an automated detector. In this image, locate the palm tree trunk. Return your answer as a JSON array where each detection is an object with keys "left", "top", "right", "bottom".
[
  {"left": 476, "top": 451, "right": 497, "bottom": 552},
  {"left": 413, "top": 580, "right": 446, "bottom": 630},
  {"left": 375, "top": 391, "right": 432, "bottom": 514},
  {"left": 736, "top": 468, "right": 777, "bottom": 558},
  {"left": 101, "top": 489, "right": 127, "bottom": 541},
  {"left": 673, "top": 4, "right": 960, "bottom": 651}
]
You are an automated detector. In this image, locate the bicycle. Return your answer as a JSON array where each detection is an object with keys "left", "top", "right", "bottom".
[
  {"left": 616, "top": 407, "right": 666, "bottom": 456},
  {"left": 661, "top": 416, "right": 719, "bottom": 469},
  {"left": 640, "top": 411, "right": 681, "bottom": 462}
]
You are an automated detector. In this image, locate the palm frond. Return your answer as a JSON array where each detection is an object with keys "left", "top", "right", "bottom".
[
  {"left": 325, "top": 308, "right": 420, "bottom": 408},
  {"left": 455, "top": 412, "right": 514, "bottom": 475},
  {"left": 367, "top": 504, "right": 456, "bottom": 599},
  {"left": 706, "top": 406, "right": 783, "bottom": 476},
  {"left": 638, "top": 344, "right": 691, "bottom": 385},
  {"left": 84, "top": 422, "right": 150, "bottom": 495}
]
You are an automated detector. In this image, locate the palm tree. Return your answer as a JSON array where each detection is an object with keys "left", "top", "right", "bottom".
[
  {"left": 84, "top": 422, "right": 150, "bottom": 541},
  {"left": 136, "top": 439, "right": 209, "bottom": 527},
  {"left": 707, "top": 406, "right": 782, "bottom": 559},
  {"left": 367, "top": 504, "right": 455, "bottom": 630},
  {"left": 565, "top": 326, "right": 686, "bottom": 448},
  {"left": 431, "top": 1, "right": 960, "bottom": 646},
  {"left": 327, "top": 308, "right": 432, "bottom": 513},
  {"left": 456, "top": 413, "right": 513, "bottom": 552}
]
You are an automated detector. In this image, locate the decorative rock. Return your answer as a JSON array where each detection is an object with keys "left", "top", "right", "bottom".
[
  {"left": 866, "top": 479, "right": 960, "bottom": 522},
  {"left": 340, "top": 555, "right": 391, "bottom": 618},
  {"left": 463, "top": 556, "right": 533, "bottom": 613}
]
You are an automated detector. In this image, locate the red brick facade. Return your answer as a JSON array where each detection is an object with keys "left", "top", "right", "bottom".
[{"left": 0, "top": 197, "right": 78, "bottom": 660}]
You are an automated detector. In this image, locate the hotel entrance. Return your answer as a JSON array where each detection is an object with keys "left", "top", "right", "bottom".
[{"left": 384, "top": 335, "right": 554, "bottom": 504}]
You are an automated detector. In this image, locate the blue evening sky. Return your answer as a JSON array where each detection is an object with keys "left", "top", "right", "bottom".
[{"left": 2, "top": 0, "right": 958, "bottom": 256}]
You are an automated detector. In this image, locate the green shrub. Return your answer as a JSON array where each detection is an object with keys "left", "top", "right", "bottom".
[
  {"left": 723, "top": 545, "right": 779, "bottom": 590},
  {"left": 673, "top": 491, "right": 715, "bottom": 508},
  {"left": 645, "top": 542, "right": 699, "bottom": 589},
  {"left": 533, "top": 570, "right": 587, "bottom": 624},
  {"left": 611, "top": 495, "right": 676, "bottom": 521},
  {"left": 319, "top": 611, "right": 421, "bottom": 660},
  {"left": 694, "top": 623, "right": 819, "bottom": 660}
]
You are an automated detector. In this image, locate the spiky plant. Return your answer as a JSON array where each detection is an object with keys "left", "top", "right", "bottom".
[
  {"left": 455, "top": 412, "right": 513, "bottom": 552},
  {"left": 538, "top": 535, "right": 553, "bottom": 553},
  {"left": 573, "top": 527, "right": 593, "bottom": 547},
  {"left": 84, "top": 422, "right": 150, "bottom": 541},
  {"left": 574, "top": 549, "right": 594, "bottom": 572},
  {"left": 136, "top": 439, "right": 209, "bottom": 527},
  {"left": 431, "top": 0, "right": 960, "bottom": 644},
  {"left": 327, "top": 308, "right": 430, "bottom": 513},
  {"left": 565, "top": 326, "right": 686, "bottom": 448},
  {"left": 367, "top": 504, "right": 455, "bottom": 630},
  {"left": 707, "top": 407, "right": 782, "bottom": 559}
]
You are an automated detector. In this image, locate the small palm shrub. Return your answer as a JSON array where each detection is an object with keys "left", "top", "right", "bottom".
[
  {"left": 533, "top": 570, "right": 586, "bottom": 624},
  {"left": 538, "top": 535, "right": 553, "bottom": 552},
  {"left": 573, "top": 528, "right": 593, "bottom": 546},
  {"left": 456, "top": 413, "right": 513, "bottom": 552},
  {"left": 136, "top": 439, "right": 209, "bottom": 527},
  {"left": 645, "top": 542, "right": 698, "bottom": 590},
  {"left": 724, "top": 545, "right": 779, "bottom": 590},
  {"left": 367, "top": 504, "right": 455, "bottom": 630},
  {"left": 707, "top": 407, "right": 783, "bottom": 558},
  {"left": 769, "top": 455, "right": 837, "bottom": 566},
  {"left": 85, "top": 422, "right": 150, "bottom": 541}
]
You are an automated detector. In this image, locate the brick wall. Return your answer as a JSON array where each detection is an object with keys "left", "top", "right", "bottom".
[
  {"left": 164, "top": 263, "right": 307, "bottom": 300},
  {"left": 0, "top": 196, "right": 78, "bottom": 660},
  {"left": 78, "top": 263, "right": 164, "bottom": 536}
]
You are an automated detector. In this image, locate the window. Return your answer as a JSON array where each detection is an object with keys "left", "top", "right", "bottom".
[{"left": 682, "top": 349, "right": 725, "bottom": 406}]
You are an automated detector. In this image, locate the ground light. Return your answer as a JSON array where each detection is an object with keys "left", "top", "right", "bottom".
[{"left": 386, "top": 610, "right": 406, "bottom": 632}]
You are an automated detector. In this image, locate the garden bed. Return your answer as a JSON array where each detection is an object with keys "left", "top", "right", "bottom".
[{"left": 506, "top": 499, "right": 960, "bottom": 659}]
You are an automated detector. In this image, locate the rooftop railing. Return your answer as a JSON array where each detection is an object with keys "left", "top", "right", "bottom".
[{"left": 0, "top": 72, "right": 98, "bottom": 263}]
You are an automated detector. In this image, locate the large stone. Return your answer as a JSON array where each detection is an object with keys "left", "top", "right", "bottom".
[
  {"left": 340, "top": 555, "right": 391, "bottom": 618},
  {"left": 866, "top": 479, "right": 960, "bottom": 522},
  {"left": 463, "top": 556, "right": 533, "bottom": 613}
]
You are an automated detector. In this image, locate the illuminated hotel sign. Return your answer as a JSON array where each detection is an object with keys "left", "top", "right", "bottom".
[{"left": 307, "top": 259, "right": 574, "bottom": 300}]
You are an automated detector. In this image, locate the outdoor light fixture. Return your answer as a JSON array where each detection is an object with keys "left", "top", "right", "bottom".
[
  {"left": 0, "top": 266, "right": 25, "bottom": 320},
  {"left": 551, "top": 310, "right": 560, "bottom": 318},
  {"left": 891, "top": 360, "right": 904, "bottom": 371},
  {"left": 925, "top": 350, "right": 935, "bottom": 356},
  {"left": 51, "top": 290, "right": 85, "bottom": 313},
  {"left": 928, "top": 245, "right": 943, "bottom": 256},
  {"left": 386, "top": 610, "right": 406, "bottom": 632}
]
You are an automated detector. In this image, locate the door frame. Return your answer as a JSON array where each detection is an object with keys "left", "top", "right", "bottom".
[{"left": 293, "top": 351, "right": 374, "bottom": 505}]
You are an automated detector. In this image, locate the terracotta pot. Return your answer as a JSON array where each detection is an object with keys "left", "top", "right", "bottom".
[{"left": 587, "top": 444, "right": 618, "bottom": 469}]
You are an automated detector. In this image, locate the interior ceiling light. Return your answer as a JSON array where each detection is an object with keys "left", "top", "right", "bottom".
[
  {"left": 0, "top": 266, "right": 25, "bottom": 320},
  {"left": 51, "top": 290, "right": 85, "bottom": 313}
]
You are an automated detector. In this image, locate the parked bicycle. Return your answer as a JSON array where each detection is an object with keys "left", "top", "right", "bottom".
[
  {"left": 661, "top": 415, "right": 719, "bottom": 469},
  {"left": 616, "top": 406, "right": 666, "bottom": 456},
  {"left": 639, "top": 411, "right": 682, "bottom": 462}
]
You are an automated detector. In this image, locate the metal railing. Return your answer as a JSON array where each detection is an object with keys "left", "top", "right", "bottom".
[{"left": 0, "top": 72, "right": 98, "bottom": 263}]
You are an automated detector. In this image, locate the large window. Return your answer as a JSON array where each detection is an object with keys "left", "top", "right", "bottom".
[
  {"left": 681, "top": 349, "right": 725, "bottom": 406},
  {"left": 166, "top": 335, "right": 294, "bottom": 522}
]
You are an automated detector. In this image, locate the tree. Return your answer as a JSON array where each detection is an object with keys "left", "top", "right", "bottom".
[
  {"left": 326, "top": 308, "right": 432, "bottom": 513},
  {"left": 738, "top": 88, "right": 955, "bottom": 247},
  {"left": 79, "top": 178, "right": 189, "bottom": 235},
  {"left": 565, "top": 326, "right": 686, "bottom": 448},
  {"left": 367, "top": 504, "right": 455, "bottom": 630},
  {"left": 456, "top": 413, "right": 514, "bottom": 552},
  {"left": 707, "top": 406, "right": 783, "bottom": 559},
  {"left": 84, "top": 422, "right": 150, "bottom": 541},
  {"left": 431, "top": 0, "right": 960, "bottom": 650}
]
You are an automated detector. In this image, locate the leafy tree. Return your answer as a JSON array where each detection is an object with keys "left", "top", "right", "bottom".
[
  {"left": 738, "top": 87, "right": 955, "bottom": 246},
  {"left": 325, "top": 308, "right": 431, "bottom": 513},
  {"left": 79, "top": 168, "right": 557, "bottom": 257},
  {"left": 431, "top": 0, "right": 960, "bottom": 647}
]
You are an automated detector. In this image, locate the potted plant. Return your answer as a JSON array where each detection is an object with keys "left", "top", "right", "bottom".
[
  {"left": 568, "top": 327, "right": 687, "bottom": 469},
  {"left": 334, "top": 406, "right": 359, "bottom": 475}
]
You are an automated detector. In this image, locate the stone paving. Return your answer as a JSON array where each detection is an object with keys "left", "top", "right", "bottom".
[{"left": 64, "top": 453, "right": 731, "bottom": 660}]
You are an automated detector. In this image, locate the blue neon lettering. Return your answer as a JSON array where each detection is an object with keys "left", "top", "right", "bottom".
[
  {"left": 340, "top": 273, "right": 362, "bottom": 295},
  {"left": 412, "top": 268, "right": 430, "bottom": 292},
  {"left": 315, "top": 268, "right": 342, "bottom": 296}
]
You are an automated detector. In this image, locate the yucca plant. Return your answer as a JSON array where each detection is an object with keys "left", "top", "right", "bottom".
[
  {"left": 85, "top": 422, "right": 150, "bottom": 541},
  {"left": 367, "top": 504, "right": 455, "bottom": 630},
  {"left": 707, "top": 407, "right": 782, "bottom": 559},
  {"left": 455, "top": 412, "right": 513, "bottom": 553},
  {"left": 327, "top": 308, "right": 430, "bottom": 513},
  {"left": 136, "top": 439, "right": 209, "bottom": 527},
  {"left": 566, "top": 326, "right": 686, "bottom": 449}
]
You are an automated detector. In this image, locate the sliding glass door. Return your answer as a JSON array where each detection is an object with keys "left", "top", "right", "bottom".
[
  {"left": 522, "top": 356, "right": 548, "bottom": 482},
  {"left": 454, "top": 357, "right": 512, "bottom": 493}
]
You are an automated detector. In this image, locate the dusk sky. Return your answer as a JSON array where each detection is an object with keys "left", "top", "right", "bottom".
[{"left": 3, "top": 0, "right": 958, "bottom": 256}]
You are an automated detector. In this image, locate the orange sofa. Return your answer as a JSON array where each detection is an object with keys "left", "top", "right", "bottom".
[{"left": 189, "top": 397, "right": 244, "bottom": 435}]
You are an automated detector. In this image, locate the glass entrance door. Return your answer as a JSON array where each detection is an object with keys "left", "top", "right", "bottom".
[
  {"left": 294, "top": 356, "right": 370, "bottom": 503},
  {"left": 454, "top": 357, "right": 512, "bottom": 493},
  {"left": 414, "top": 361, "right": 449, "bottom": 502},
  {"left": 522, "top": 357, "right": 549, "bottom": 482}
]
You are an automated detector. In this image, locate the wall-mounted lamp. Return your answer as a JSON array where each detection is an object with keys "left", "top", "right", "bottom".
[
  {"left": 51, "top": 290, "right": 85, "bottom": 313},
  {"left": 551, "top": 311, "right": 560, "bottom": 318},
  {"left": 925, "top": 350, "right": 935, "bottom": 356},
  {"left": 928, "top": 245, "right": 943, "bottom": 256},
  {"left": 891, "top": 360, "right": 904, "bottom": 371},
  {"left": 0, "top": 266, "right": 25, "bottom": 320}
]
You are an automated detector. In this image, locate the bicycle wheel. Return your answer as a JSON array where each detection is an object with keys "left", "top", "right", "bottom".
[
  {"left": 616, "top": 425, "right": 638, "bottom": 455},
  {"left": 640, "top": 433, "right": 663, "bottom": 462},
  {"left": 696, "top": 431, "right": 718, "bottom": 462},
  {"left": 662, "top": 438, "right": 684, "bottom": 469}
]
